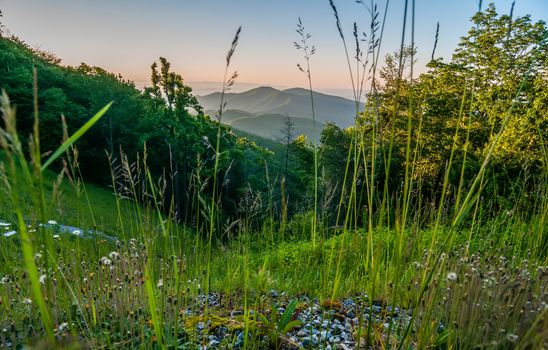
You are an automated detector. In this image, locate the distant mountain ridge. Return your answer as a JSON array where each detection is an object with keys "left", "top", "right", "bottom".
[
  {"left": 198, "top": 86, "right": 362, "bottom": 126},
  {"left": 196, "top": 86, "right": 362, "bottom": 142}
]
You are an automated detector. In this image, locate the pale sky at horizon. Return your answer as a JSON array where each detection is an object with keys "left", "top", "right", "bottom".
[{"left": 1, "top": 0, "right": 546, "bottom": 98}]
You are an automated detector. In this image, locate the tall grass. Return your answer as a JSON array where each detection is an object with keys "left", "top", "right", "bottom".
[
  {"left": 323, "top": 0, "right": 547, "bottom": 348},
  {"left": 0, "top": 79, "right": 111, "bottom": 345},
  {"left": 295, "top": 17, "right": 319, "bottom": 247}
]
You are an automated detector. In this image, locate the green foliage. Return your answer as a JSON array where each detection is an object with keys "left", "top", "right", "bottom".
[
  {"left": 0, "top": 37, "right": 273, "bottom": 236},
  {"left": 258, "top": 299, "right": 302, "bottom": 349},
  {"left": 320, "top": 4, "right": 548, "bottom": 225},
  {"left": 3, "top": 2, "right": 543, "bottom": 233}
]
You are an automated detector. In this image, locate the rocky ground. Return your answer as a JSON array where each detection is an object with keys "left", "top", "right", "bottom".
[{"left": 181, "top": 291, "right": 412, "bottom": 349}]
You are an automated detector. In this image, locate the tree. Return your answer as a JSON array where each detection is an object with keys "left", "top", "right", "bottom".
[
  {"left": 353, "top": 3, "right": 548, "bottom": 219},
  {"left": 319, "top": 123, "right": 352, "bottom": 222},
  {"left": 142, "top": 57, "right": 204, "bottom": 220},
  {"left": 450, "top": 4, "right": 547, "bottom": 167}
]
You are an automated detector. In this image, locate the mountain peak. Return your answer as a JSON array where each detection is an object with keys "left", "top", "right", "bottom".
[{"left": 245, "top": 86, "right": 280, "bottom": 94}]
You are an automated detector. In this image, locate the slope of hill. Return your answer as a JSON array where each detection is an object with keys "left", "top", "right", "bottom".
[
  {"left": 228, "top": 112, "right": 324, "bottom": 144},
  {"left": 198, "top": 86, "right": 362, "bottom": 126}
]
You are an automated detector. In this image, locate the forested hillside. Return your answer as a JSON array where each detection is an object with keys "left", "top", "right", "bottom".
[
  {"left": 0, "top": 36, "right": 320, "bottom": 231},
  {"left": 2, "top": 4, "right": 545, "bottom": 230}
]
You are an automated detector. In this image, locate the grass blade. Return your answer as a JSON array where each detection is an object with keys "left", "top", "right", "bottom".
[{"left": 41, "top": 101, "right": 113, "bottom": 171}]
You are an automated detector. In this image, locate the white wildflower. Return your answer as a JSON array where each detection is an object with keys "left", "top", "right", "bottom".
[
  {"left": 47, "top": 220, "right": 57, "bottom": 225},
  {"left": 57, "top": 322, "right": 69, "bottom": 333},
  {"left": 72, "top": 230, "right": 82, "bottom": 236},
  {"left": 39, "top": 274, "right": 47, "bottom": 285},
  {"left": 0, "top": 276, "right": 10, "bottom": 284},
  {"left": 108, "top": 251, "right": 120, "bottom": 260},
  {"left": 22, "top": 297, "right": 32, "bottom": 305},
  {"left": 100, "top": 256, "right": 112, "bottom": 266},
  {"left": 3, "top": 231, "right": 16, "bottom": 237},
  {"left": 53, "top": 234, "right": 60, "bottom": 239},
  {"left": 156, "top": 279, "right": 164, "bottom": 288},
  {"left": 447, "top": 272, "right": 458, "bottom": 282},
  {"left": 506, "top": 333, "right": 518, "bottom": 343}
]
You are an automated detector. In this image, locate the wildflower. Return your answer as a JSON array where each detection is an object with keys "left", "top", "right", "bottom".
[
  {"left": 57, "top": 322, "right": 69, "bottom": 333},
  {"left": 157, "top": 279, "right": 164, "bottom": 288},
  {"left": 0, "top": 276, "right": 10, "bottom": 284},
  {"left": 447, "top": 272, "right": 458, "bottom": 282},
  {"left": 506, "top": 333, "right": 518, "bottom": 343},
  {"left": 39, "top": 274, "right": 47, "bottom": 285},
  {"left": 47, "top": 220, "right": 57, "bottom": 225},
  {"left": 53, "top": 234, "right": 60, "bottom": 239},
  {"left": 3, "top": 231, "right": 16, "bottom": 237},
  {"left": 22, "top": 298, "right": 32, "bottom": 305},
  {"left": 35, "top": 253, "right": 42, "bottom": 259},
  {"left": 108, "top": 251, "right": 120, "bottom": 260},
  {"left": 100, "top": 257, "right": 112, "bottom": 266},
  {"left": 72, "top": 230, "right": 82, "bottom": 236}
]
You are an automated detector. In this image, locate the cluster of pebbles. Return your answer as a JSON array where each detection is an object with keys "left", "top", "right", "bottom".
[{"left": 183, "top": 291, "right": 411, "bottom": 349}]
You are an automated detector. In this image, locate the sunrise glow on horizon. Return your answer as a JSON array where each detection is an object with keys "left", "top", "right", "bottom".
[{"left": 2, "top": 0, "right": 546, "bottom": 96}]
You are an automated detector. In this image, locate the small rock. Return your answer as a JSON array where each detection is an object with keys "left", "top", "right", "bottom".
[
  {"left": 320, "top": 330, "right": 329, "bottom": 340},
  {"left": 372, "top": 305, "right": 382, "bottom": 313},
  {"left": 302, "top": 336, "right": 317, "bottom": 347}
]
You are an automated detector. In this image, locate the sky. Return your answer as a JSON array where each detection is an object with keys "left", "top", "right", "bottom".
[{"left": 1, "top": 0, "right": 546, "bottom": 98}]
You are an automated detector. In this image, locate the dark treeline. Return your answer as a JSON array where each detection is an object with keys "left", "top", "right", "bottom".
[{"left": 0, "top": 4, "right": 546, "bottom": 238}]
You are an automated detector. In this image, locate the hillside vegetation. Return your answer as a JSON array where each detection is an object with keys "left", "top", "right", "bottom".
[{"left": 0, "top": 3, "right": 547, "bottom": 349}]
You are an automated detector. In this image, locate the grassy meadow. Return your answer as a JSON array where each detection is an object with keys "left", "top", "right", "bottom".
[{"left": 0, "top": 1, "right": 547, "bottom": 349}]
